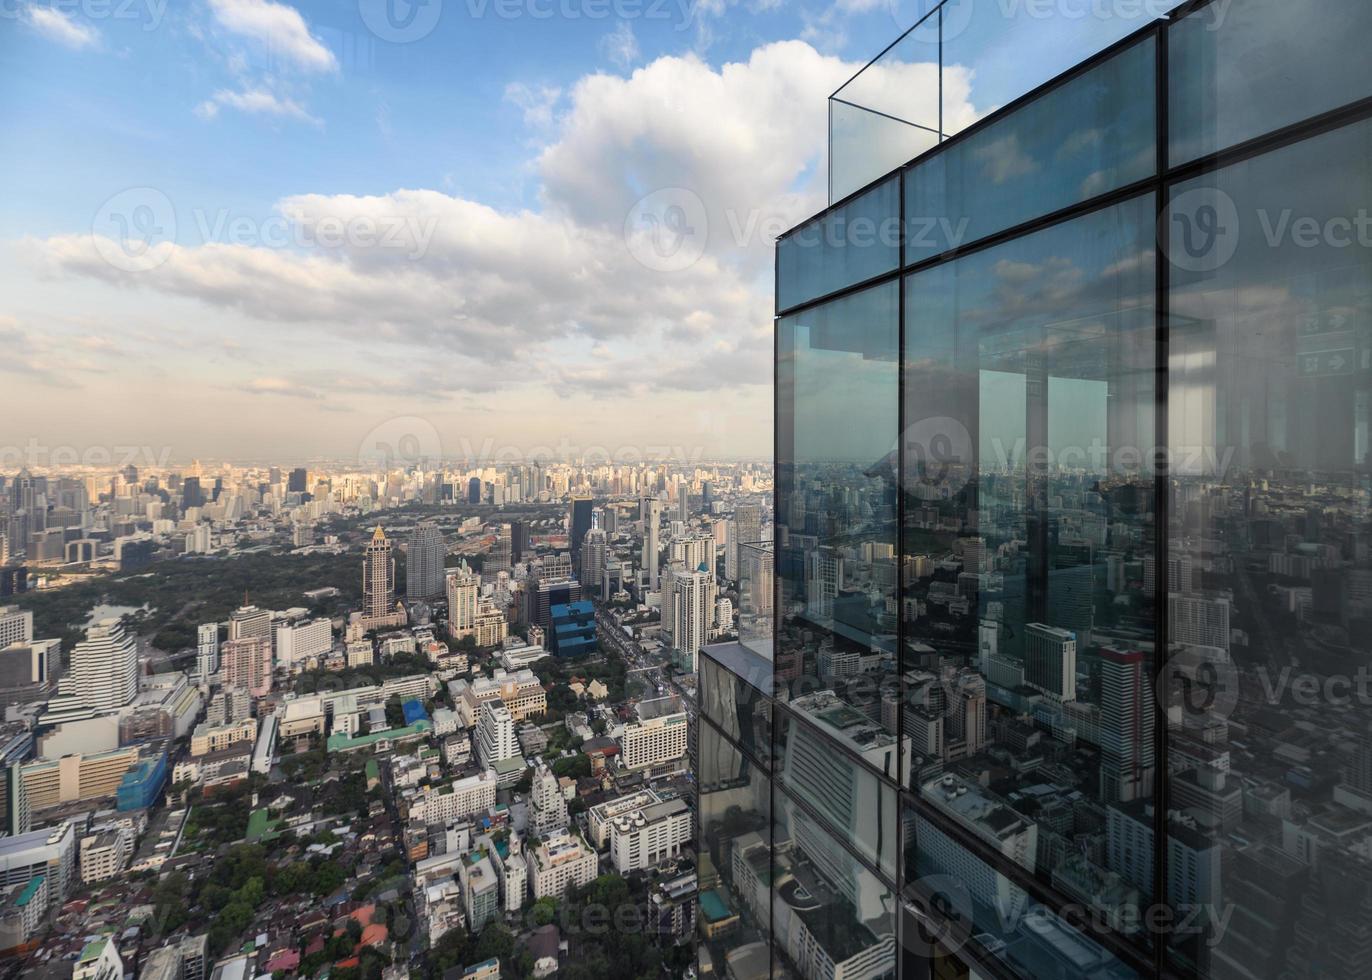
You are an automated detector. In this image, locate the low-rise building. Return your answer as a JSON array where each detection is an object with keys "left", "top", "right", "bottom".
[
  {"left": 526, "top": 828, "right": 598, "bottom": 900},
  {"left": 608, "top": 797, "right": 691, "bottom": 873}
]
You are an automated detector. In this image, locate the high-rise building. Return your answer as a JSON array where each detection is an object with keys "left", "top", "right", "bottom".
[
  {"left": 227, "top": 605, "right": 270, "bottom": 644},
  {"left": 568, "top": 494, "right": 593, "bottom": 566},
  {"left": 640, "top": 495, "right": 662, "bottom": 590},
  {"left": 220, "top": 636, "right": 272, "bottom": 698},
  {"left": 529, "top": 762, "right": 569, "bottom": 837},
  {"left": 666, "top": 565, "right": 715, "bottom": 673},
  {"left": 362, "top": 527, "right": 402, "bottom": 627},
  {"left": 725, "top": 502, "right": 762, "bottom": 581},
  {"left": 0, "top": 608, "right": 32, "bottom": 650},
  {"left": 287, "top": 468, "right": 308, "bottom": 494},
  {"left": 68, "top": 620, "right": 138, "bottom": 712},
  {"left": 1024, "top": 623, "right": 1077, "bottom": 702},
  {"left": 445, "top": 568, "right": 480, "bottom": 639},
  {"left": 579, "top": 527, "right": 607, "bottom": 589},
  {"left": 196, "top": 622, "right": 218, "bottom": 680},
  {"left": 406, "top": 520, "right": 445, "bottom": 601},
  {"left": 693, "top": 5, "right": 1368, "bottom": 975}
]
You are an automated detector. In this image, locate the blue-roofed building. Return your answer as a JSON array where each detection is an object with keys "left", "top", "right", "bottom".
[
  {"left": 402, "top": 699, "right": 428, "bottom": 725},
  {"left": 549, "top": 600, "right": 596, "bottom": 658},
  {"left": 116, "top": 750, "right": 167, "bottom": 812}
]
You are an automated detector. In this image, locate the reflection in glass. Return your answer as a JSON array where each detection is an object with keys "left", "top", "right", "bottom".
[
  {"left": 698, "top": 720, "right": 774, "bottom": 978},
  {"left": 1164, "top": 117, "right": 1372, "bottom": 979},
  {"left": 772, "top": 781, "right": 897, "bottom": 980},
  {"left": 776, "top": 281, "right": 901, "bottom": 721},
  {"left": 780, "top": 177, "right": 901, "bottom": 312},
  {"left": 906, "top": 36, "right": 1155, "bottom": 263},
  {"left": 900, "top": 197, "right": 1160, "bottom": 943}
]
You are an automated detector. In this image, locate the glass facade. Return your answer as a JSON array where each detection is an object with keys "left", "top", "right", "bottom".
[{"left": 702, "top": 1, "right": 1372, "bottom": 978}]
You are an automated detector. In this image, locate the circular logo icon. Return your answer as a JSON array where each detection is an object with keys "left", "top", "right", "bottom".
[
  {"left": 92, "top": 187, "right": 176, "bottom": 273},
  {"left": 624, "top": 187, "right": 708, "bottom": 273},
  {"left": 904, "top": 415, "right": 974, "bottom": 491},
  {"left": 357, "top": 416, "right": 443, "bottom": 469},
  {"left": 1162, "top": 187, "right": 1240, "bottom": 274},
  {"left": 892, "top": 0, "right": 975, "bottom": 44},
  {"left": 359, "top": 0, "right": 443, "bottom": 43},
  {"left": 903, "top": 874, "right": 975, "bottom": 958},
  {"left": 1153, "top": 646, "right": 1240, "bottom": 727}
]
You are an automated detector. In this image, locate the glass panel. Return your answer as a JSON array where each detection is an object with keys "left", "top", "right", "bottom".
[
  {"left": 1169, "top": 0, "right": 1372, "bottom": 165},
  {"left": 780, "top": 176, "right": 901, "bottom": 312},
  {"left": 905, "top": 801, "right": 1142, "bottom": 978},
  {"left": 699, "top": 721, "right": 774, "bottom": 978},
  {"left": 1163, "top": 117, "right": 1372, "bottom": 978},
  {"left": 772, "top": 781, "right": 897, "bottom": 980},
  {"left": 738, "top": 540, "right": 776, "bottom": 661},
  {"left": 941, "top": 0, "right": 1177, "bottom": 140},
  {"left": 829, "top": 104, "right": 939, "bottom": 220},
  {"left": 776, "top": 281, "right": 901, "bottom": 734},
  {"left": 701, "top": 647, "right": 775, "bottom": 766},
  {"left": 906, "top": 36, "right": 1156, "bottom": 264},
  {"left": 774, "top": 703, "right": 900, "bottom": 880},
  {"left": 900, "top": 197, "right": 1159, "bottom": 937}
]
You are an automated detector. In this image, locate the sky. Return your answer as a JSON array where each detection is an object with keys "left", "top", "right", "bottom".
[{"left": 0, "top": 0, "right": 1167, "bottom": 468}]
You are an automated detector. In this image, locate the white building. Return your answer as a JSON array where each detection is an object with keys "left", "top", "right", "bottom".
[
  {"left": 79, "top": 829, "right": 130, "bottom": 884},
  {"left": 529, "top": 763, "right": 569, "bottom": 837},
  {"left": 587, "top": 790, "right": 662, "bottom": 849},
  {"left": 620, "top": 697, "right": 689, "bottom": 771},
  {"left": 69, "top": 619, "right": 139, "bottom": 712},
  {"left": 526, "top": 828, "right": 598, "bottom": 900},
  {"left": 408, "top": 769, "right": 497, "bottom": 826},
  {"left": 608, "top": 797, "right": 691, "bottom": 873},
  {"left": 476, "top": 700, "right": 519, "bottom": 770},
  {"left": 273, "top": 617, "right": 332, "bottom": 667}
]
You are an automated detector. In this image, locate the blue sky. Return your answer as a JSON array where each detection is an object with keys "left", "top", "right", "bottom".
[{"left": 0, "top": 0, "right": 1166, "bottom": 465}]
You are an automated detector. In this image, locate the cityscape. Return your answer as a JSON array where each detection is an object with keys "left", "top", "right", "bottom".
[{"left": 5, "top": 0, "right": 1372, "bottom": 980}]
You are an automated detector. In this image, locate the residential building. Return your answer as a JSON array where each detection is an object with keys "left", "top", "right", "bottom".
[
  {"left": 608, "top": 797, "right": 691, "bottom": 873},
  {"left": 620, "top": 697, "right": 688, "bottom": 771},
  {"left": 526, "top": 828, "right": 597, "bottom": 900}
]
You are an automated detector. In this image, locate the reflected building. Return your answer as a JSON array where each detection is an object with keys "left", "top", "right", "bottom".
[{"left": 699, "top": 1, "right": 1372, "bottom": 977}]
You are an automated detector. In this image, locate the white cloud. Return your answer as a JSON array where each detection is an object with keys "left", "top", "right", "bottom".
[
  {"left": 503, "top": 83, "right": 562, "bottom": 130},
  {"left": 22, "top": 5, "right": 99, "bottom": 49},
  {"left": 36, "top": 41, "right": 978, "bottom": 403},
  {"left": 599, "top": 21, "right": 640, "bottom": 70},
  {"left": 207, "top": 0, "right": 337, "bottom": 73},
  {"left": 196, "top": 87, "right": 320, "bottom": 124}
]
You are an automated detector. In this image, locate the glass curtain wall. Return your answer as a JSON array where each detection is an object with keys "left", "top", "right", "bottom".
[{"left": 702, "top": 0, "right": 1372, "bottom": 978}]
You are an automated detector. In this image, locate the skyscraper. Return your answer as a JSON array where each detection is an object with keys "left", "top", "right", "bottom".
[
  {"left": 666, "top": 564, "right": 715, "bottom": 673},
  {"left": 69, "top": 619, "right": 138, "bottom": 712},
  {"left": 641, "top": 495, "right": 661, "bottom": 591},
  {"left": 287, "top": 467, "right": 308, "bottom": 494},
  {"left": 1099, "top": 647, "right": 1155, "bottom": 804},
  {"left": 362, "top": 526, "right": 397, "bottom": 624},
  {"left": 579, "top": 527, "right": 607, "bottom": 589},
  {"left": 406, "top": 520, "right": 445, "bottom": 601},
  {"left": 726, "top": 502, "right": 762, "bottom": 581},
  {"left": 568, "top": 494, "right": 593, "bottom": 566}
]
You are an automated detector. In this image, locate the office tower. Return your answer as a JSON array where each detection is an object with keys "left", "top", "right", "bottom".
[
  {"left": 406, "top": 520, "right": 445, "bottom": 601},
  {"left": 0, "top": 764, "right": 29, "bottom": 837},
  {"left": 641, "top": 495, "right": 662, "bottom": 590},
  {"left": 220, "top": 636, "right": 272, "bottom": 698},
  {"left": 510, "top": 520, "right": 528, "bottom": 563},
  {"left": 467, "top": 478, "right": 482, "bottom": 505},
  {"left": 228, "top": 604, "right": 271, "bottom": 644},
  {"left": 181, "top": 477, "right": 205, "bottom": 509},
  {"left": 0, "top": 607, "right": 31, "bottom": 650},
  {"left": 446, "top": 568, "right": 479, "bottom": 639},
  {"left": 579, "top": 528, "right": 607, "bottom": 589},
  {"left": 1099, "top": 647, "right": 1155, "bottom": 803},
  {"left": 677, "top": 490, "right": 689, "bottom": 522},
  {"left": 287, "top": 467, "right": 308, "bottom": 494},
  {"left": 568, "top": 494, "right": 593, "bottom": 565},
  {"left": 1024, "top": 623, "right": 1076, "bottom": 702},
  {"left": 196, "top": 623, "right": 219, "bottom": 679},
  {"left": 488, "top": 524, "right": 513, "bottom": 575},
  {"left": 726, "top": 502, "right": 762, "bottom": 580},
  {"left": 362, "top": 526, "right": 397, "bottom": 622},
  {"left": 69, "top": 619, "right": 138, "bottom": 712},
  {"left": 666, "top": 565, "right": 715, "bottom": 673}
]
